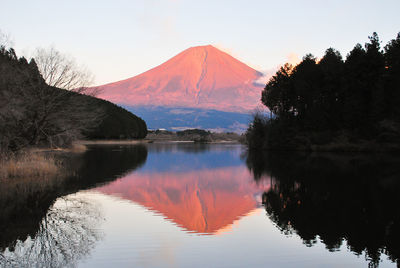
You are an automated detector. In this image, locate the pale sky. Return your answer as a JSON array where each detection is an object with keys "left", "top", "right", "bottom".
[{"left": 1, "top": 0, "right": 399, "bottom": 85}]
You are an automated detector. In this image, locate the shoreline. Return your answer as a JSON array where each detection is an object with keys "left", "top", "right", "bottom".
[
  {"left": 76, "top": 139, "right": 152, "bottom": 145},
  {"left": 76, "top": 139, "right": 241, "bottom": 145}
]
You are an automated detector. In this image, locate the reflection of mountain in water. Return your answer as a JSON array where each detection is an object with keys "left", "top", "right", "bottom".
[
  {"left": 96, "top": 166, "right": 268, "bottom": 234},
  {"left": 92, "top": 144, "right": 268, "bottom": 235},
  {"left": 245, "top": 150, "right": 400, "bottom": 267},
  {"left": 0, "top": 144, "right": 148, "bottom": 265}
]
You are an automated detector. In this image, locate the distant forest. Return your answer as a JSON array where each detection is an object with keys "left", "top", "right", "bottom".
[
  {"left": 0, "top": 46, "right": 147, "bottom": 152},
  {"left": 247, "top": 32, "right": 400, "bottom": 151}
]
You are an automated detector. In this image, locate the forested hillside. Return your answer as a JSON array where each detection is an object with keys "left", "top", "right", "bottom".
[
  {"left": 83, "top": 97, "right": 147, "bottom": 140},
  {"left": 0, "top": 46, "right": 147, "bottom": 152},
  {"left": 247, "top": 32, "right": 400, "bottom": 151}
]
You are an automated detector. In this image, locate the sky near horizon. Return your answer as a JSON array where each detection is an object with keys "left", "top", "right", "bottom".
[{"left": 1, "top": 0, "right": 400, "bottom": 85}]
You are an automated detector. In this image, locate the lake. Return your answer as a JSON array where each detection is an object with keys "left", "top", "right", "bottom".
[{"left": 1, "top": 143, "right": 399, "bottom": 267}]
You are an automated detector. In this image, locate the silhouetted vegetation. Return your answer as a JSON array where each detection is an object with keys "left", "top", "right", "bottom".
[
  {"left": 247, "top": 32, "right": 400, "bottom": 151},
  {"left": 0, "top": 44, "right": 147, "bottom": 153},
  {"left": 146, "top": 129, "right": 240, "bottom": 142},
  {"left": 176, "top": 129, "right": 210, "bottom": 137},
  {"left": 83, "top": 97, "right": 147, "bottom": 140},
  {"left": 245, "top": 150, "right": 400, "bottom": 267}
]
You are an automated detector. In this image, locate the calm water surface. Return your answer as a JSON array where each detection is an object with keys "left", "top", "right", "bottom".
[{"left": 1, "top": 143, "right": 399, "bottom": 267}]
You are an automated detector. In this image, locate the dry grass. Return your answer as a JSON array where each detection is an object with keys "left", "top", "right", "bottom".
[
  {"left": 0, "top": 151, "right": 62, "bottom": 180},
  {"left": 0, "top": 152, "right": 68, "bottom": 237}
]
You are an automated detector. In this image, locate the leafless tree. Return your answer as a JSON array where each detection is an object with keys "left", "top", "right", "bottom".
[{"left": 33, "top": 47, "right": 99, "bottom": 96}]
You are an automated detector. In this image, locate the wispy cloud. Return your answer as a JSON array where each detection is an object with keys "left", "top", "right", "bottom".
[
  {"left": 253, "top": 68, "right": 277, "bottom": 86},
  {"left": 253, "top": 52, "right": 302, "bottom": 86}
]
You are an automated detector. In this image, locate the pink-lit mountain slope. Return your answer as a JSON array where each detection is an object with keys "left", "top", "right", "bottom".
[{"left": 97, "top": 45, "right": 264, "bottom": 113}]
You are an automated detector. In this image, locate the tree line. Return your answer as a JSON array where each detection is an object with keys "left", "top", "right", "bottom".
[
  {"left": 0, "top": 44, "right": 147, "bottom": 152},
  {"left": 247, "top": 32, "right": 400, "bottom": 150}
]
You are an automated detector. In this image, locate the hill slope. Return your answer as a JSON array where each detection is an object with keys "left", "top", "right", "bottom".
[{"left": 83, "top": 97, "right": 147, "bottom": 139}]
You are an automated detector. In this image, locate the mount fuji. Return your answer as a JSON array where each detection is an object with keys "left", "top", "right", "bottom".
[{"left": 96, "top": 45, "right": 265, "bottom": 132}]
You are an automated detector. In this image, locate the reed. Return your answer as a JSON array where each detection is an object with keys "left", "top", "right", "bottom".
[{"left": 0, "top": 151, "right": 62, "bottom": 180}]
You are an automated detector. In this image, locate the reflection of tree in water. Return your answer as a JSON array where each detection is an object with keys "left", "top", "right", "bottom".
[
  {"left": 0, "top": 194, "right": 103, "bottom": 267},
  {"left": 0, "top": 144, "right": 148, "bottom": 267},
  {"left": 246, "top": 150, "right": 400, "bottom": 268},
  {"left": 0, "top": 144, "right": 147, "bottom": 249},
  {"left": 67, "top": 144, "right": 148, "bottom": 184}
]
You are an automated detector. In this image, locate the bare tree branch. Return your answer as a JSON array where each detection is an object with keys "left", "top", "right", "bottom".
[{"left": 33, "top": 47, "right": 96, "bottom": 95}]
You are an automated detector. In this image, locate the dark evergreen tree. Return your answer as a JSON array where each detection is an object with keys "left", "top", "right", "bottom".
[
  {"left": 291, "top": 54, "right": 323, "bottom": 130},
  {"left": 262, "top": 63, "right": 294, "bottom": 120},
  {"left": 318, "top": 48, "right": 344, "bottom": 130},
  {"left": 343, "top": 43, "right": 368, "bottom": 133},
  {"left": 384, "top": 33, "right": 400, "bottom": 121},
  {"left": 365, "top": 32, "right": 385, "bottom": 125}
]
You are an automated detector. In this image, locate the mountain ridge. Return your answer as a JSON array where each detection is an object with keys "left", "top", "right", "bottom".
[{"left": 97, "top": 45, "right": 264, "bottom": 113}]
